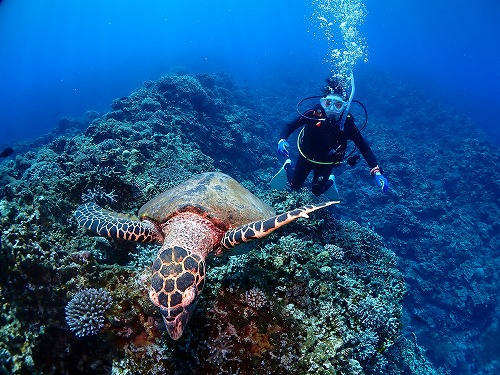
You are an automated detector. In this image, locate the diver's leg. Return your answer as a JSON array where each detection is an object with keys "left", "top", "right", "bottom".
[
  {"left": 311, "top": 165, "right": 334, "bottom": 196},
  {"left": 289, "top": 156, "right": 311, "bottom": 191}
]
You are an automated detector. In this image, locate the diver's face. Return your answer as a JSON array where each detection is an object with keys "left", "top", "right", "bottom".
[{"left": 320, "top": 94, "right": 346, "bottom": 119}]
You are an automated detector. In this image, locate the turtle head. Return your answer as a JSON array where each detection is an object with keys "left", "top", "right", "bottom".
[{"left": 148, "top": 245, "right": 206, "bottom": 340}]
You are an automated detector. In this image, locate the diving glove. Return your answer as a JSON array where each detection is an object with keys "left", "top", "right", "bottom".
[
  {"left": 277, "top": 139, "right": 290, "bottom": 157},
  {"left": 374, "top": 172, "right": 389, "bottom": 194}
]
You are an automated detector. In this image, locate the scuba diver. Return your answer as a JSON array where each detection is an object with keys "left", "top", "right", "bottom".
[{"left": 270, "top": 74, "right": 389, "bottom": 200}]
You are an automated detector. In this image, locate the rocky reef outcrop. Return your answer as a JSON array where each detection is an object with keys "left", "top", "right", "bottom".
[{"left": 1, "top": 70, "right": 486, "bottom": 374}]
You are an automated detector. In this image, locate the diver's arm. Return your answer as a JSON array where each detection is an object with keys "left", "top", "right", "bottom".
[
  {"left": 279, "top": 116, "right": 304, "bottom": 140},
  {"left": 279, "top": 108, "right": 319, "bottom": 140},
  {"left": 346, "top": 116, "right": 389, "bottom": 193},
  {"left": 346, "top": 117, "right": 379, "bottom": 170}
]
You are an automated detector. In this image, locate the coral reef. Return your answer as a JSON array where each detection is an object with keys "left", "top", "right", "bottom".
[
  {"left": 268, "top": 68, "right": 500, "bottom": 374},
  {"left": 196, "top": 206, "right": 409, "bottom": 374},
  {"left": 0, "top": 70, "right": 486, "bottom": 374}
]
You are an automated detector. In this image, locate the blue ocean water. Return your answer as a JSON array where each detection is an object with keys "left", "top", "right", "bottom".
[
  {"left": 0, "top": 0, "right": 318, "bottom": 144},
  {"left": 1, "top": 0, "right": 498, "bottom": 145}
]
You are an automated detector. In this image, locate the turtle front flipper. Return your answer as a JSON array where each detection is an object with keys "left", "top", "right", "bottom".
[
  {"left": 220, "top": 201, "right": 338, "bottom": 250},
  {"left": 75, "top": 202, "right": 161, "bottom": 243}
]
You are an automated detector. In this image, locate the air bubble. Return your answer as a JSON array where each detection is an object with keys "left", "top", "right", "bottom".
[{"left": 311, "top": 0, "right": 369, "bottom": 80}]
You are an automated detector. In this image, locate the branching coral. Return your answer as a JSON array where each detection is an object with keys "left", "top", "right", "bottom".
[{"left": 65, "top": 288, "right": 112, "bottom": 337}]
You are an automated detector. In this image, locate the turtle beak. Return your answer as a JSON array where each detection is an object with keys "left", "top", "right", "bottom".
[
  {"left": 148, "top": 245, "right": 206, "bottom": 340},
  {"left": 160, "top": 298, "right": 198, "bottom": 340}
]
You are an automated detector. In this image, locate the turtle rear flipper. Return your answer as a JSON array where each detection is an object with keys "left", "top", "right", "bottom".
[
  {"left": 220, "top": 201, "right": 338, "bottom": 250},
  {"left": 75, "top": 202, "right": 161, "bottom": 243}
]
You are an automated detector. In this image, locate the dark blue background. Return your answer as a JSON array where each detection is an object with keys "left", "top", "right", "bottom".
[{"left": 1, "top": 0, "right": 498, "bottom": 144}]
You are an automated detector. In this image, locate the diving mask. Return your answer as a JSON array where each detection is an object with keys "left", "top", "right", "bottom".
[{"left": 320, "top": 94, "right": 346, "bottom": 116}]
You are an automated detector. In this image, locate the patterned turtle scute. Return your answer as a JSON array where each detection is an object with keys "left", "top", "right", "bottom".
[
  {"left": 138, "top": 172, "right": 275, "bottom": 227},
  {"left": 74, "top": 172, "right": 338, "bottom": 340}
]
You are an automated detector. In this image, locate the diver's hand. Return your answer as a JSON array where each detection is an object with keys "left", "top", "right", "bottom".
[
  {"left": 277, "top": 139, "right": 290, "bottom": 157},
  {"left": 374, "top": 172, "right": 389, "bottom": 193}
]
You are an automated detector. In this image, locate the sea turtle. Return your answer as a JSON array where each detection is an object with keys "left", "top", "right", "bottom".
[{"left": 75, "top": 172, "right": 337, "bottom": 340}]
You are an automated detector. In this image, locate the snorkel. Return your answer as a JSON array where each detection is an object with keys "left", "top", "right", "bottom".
[{"left": 338, "top": 72, "right": 355, "bottom": 131}]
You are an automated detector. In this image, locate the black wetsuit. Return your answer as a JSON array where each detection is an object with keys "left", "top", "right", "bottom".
[{"left": 279, "top": 108, "right": 379, "bottom": 196}]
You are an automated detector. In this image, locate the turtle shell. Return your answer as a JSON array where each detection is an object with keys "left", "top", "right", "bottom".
[{"left": 138, "top": 172, "right": 275, "bottom": 229}]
